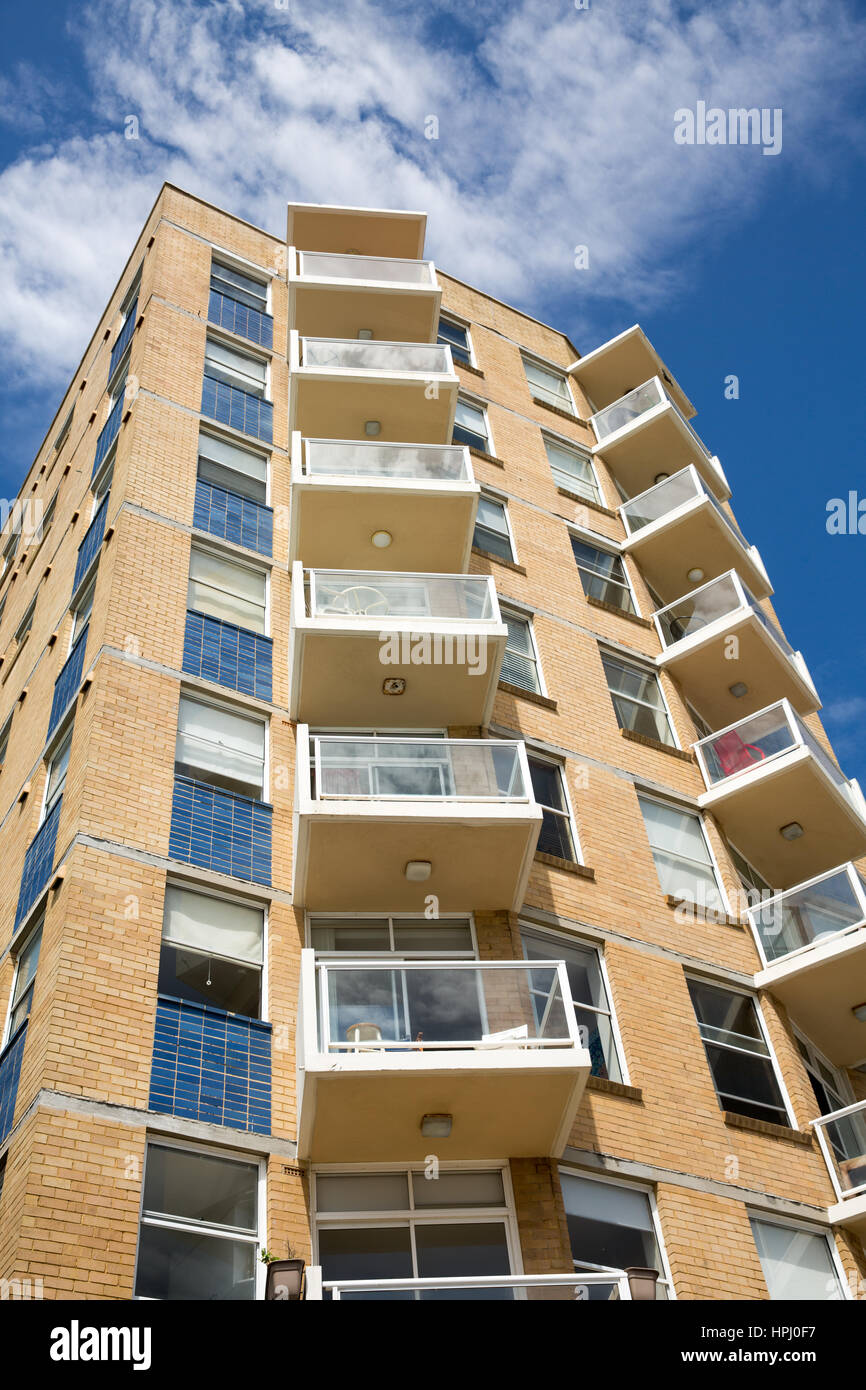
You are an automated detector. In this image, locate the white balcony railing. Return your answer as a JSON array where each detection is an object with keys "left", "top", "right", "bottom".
[
  {"left": 307, "top": 735, "right": 533, "bottom": 804},
  {"left": 812, "top": 1101, "right": 866, "bottom": 1204},
  {"left": 295, "top": 249, "right": 436, "bottom": 287},
  {"left": 314, "top": 957, "right": 580, "bottom": 1054},
  {"left": 299, "top": 336, "right": 452, "bottom": 375},
  {"left": 590, "top": 375, "right": 709, "bottom": 455},
  {"left": 654, "top": 571, "right": 788, "bottom": 654},
  {"left": 746, "top": 863, "right": 866, "bottom": 967},
  {"left": 304, "top": 570, "right": 497, "bottom": 623},
  {"left": 693, "top": 700, "right": 859, "bottom": 801},
  {"left": 305, "top": 1270, "right": 634, "bottom": 1300},
  {"left": 620, "top": 465, "right": 749, "bottom": 549},
  {"left": 300, "top": 437, "right": 472, "bottom": 483}
]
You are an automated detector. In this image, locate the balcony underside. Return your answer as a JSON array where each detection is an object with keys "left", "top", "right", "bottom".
[
  {"left": 571, "top": 326, "right": 695, "bottom": 419},
  {"left": 289, "top": 480, "right": 478, "bottom": 571},
  {"left": 624, "top": 500, "right": 770, "bottom": 603},
  {"left": 756, "top": 927, "right": 866, "bottom": 1067},
  {"left": 699, "top": 749, "right": 866, "bottom": 889},
  {"left": 827, "top": 1191, "right": 866, "bottom": 1240},
  {"left": 293, "top": 809, "right": 542, "bottom": 911},
  {"left": 287, "top": 203, "right": 427, "bottom": 259},
  {"left": 290, "top": 374, "right": 457, "bottom": 442},
  {"left": 658, "top": 613, "right": 818, "bottom": 726},
  {"left": 289, "top": 626, "right": 506, "bottom": 726},
  {"left": 289, "top": 282, "right": 440, "bottom": 343},
  {"left": 298, "top": 1049, "right": 590, "bottom": 1162},
  {"left": 593, "top": 404, "right": 725, "bottom": 500}
]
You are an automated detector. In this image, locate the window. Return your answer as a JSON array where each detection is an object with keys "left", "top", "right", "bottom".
[
  {"left": 687, "top": 978, "right": 790, "bottom": 1126},
  {"left": 2, "top": 525, "right": 20, "bottom": 575},
  {"left": 197, "top": 432, "right": 267, "bottom": 505},
  {"left": 175, "top": 695, "right": 266, "bottom": 800},
  {"left": 602, "top": 653, "right": 676, "bottom": 746},
  {"left": 452, "top": 399, "right": 489, "bottom": 453},
  {"left": 571, "top": 537, "right": 636, "bottom": 615},
  {"left": 500, "top": 609, "right": 542, "bottom": 694},
  {"left": 0, "top": 1155, "right": 6, "bottom": 1209},
  {"left": 544, "top": 437, "right": 600, "bottom": 504},
  {"left": 728, "top": 844, "right": 774, "bottom": 913},
  {"left": 71, "top": 577, "right": 96, "bottom": 647},
  {"left": 159, "top": 884, "right": 264, "bottom": 1018},
  {"left": 37, "top": 491, "right": 58, "bottom": 542},
  {"left": 93, "top": 460, "right": 113, "bottom": 505},
  {"left": 54, "top": 406, "right": 74, "bottom": 452},
  {"left": 135, "top": 1142, "right": 261, "bottom": 1301},
  {"left": 528, "top": 755, "right": 577, "bottom": 862},
  {"left": 310, "top": 915, "right": 475, "bottom": 957},
  {"left": 43, "top": 727, "right": 72, "bottom": 817},
  {"left": 210, "top": 260, "right": 268, "bottom": 314},
  {"left": 523, "top": 357, "right": 575, "bottom": 414},
  {"left": 437, "top": 317, "right": 472, "bottom": 366},
  {"left": 638, "top": 795, "right": 724, "bottom": 913},
  {"left": 795, "top": 1034, "right": 851, "bottom": 1122},
  {"left": 14, "top": 597, "right": 37, "bottom": 648},
  {"left": 6, "top": 916, "right": 43, "bottom": 1040},
  {"left": 522, "top": 929, "right": 623, "bottom": 1082},
  {"left": 473, "top": 495, "right": 514, "bottom": 562},
  {"left": 560, "top": 1172, "right": 670, "bottom": 1299},
  {"left": 315, "top": 1166, "right": 515, "bottom": 1300},
  {"left": 188, "top": 548, "right": 267, "bottom": 635},
  {"left": 108, "top": 344, "right": 130, "bottom": 401},
  {"left": 204, "top": 339, "right": 267, "bottom": 398},
  {"left": 750, "top": 1218, "right": 844, "bottom": 1301},
  {"left": 0, "top": 712, "right": 12, "bottom": 768}
]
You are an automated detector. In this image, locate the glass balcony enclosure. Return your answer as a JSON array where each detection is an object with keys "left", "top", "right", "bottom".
[
  {"left": 588, "top": 375, "right": 729, "bottom": 501},
  {"left": 316, "top": 958, "right": 579, "bottom": 1053},
  {"left": 621, "top": 466, "right": 748, "bottom": 546},
  {"left": 295, "top": 250, "right": 436, "bottom": 287},
  {"left": 655, "top": 572, "right": 788, "bottom": 653},
  {"left": 694, "top": 701, "right": 859, "bottom": 808},
  {"left": 592, "top": 377, "right": 673, "bottom": 443},
  {"left": 812, "top": 1101, "right": 866, "bottom": 1205},
  {"left": 305, "top": 570, "right": 496, "bottom": 623},
  {"left": 301, "top": 438, "right": 471, "bottom": 483},
  {"left": 310, "top": 736, "right": 528, "bottom": 802},
  {"left": 307, "top": 1271, "right": 633, "bottom": 1301},
  {"left": 300, "top": 338, "right": 451, "bottom": 375},
  {"left": 747, "top": 863, "right": 866, "bottom": 967}
]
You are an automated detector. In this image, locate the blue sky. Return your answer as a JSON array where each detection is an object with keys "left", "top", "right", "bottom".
[{"left": 1, "top": 0, "right": 864, "bottom": 778}]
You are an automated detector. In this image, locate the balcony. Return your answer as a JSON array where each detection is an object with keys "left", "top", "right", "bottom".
[
  {"left": 694, "top": 702, "right": 866, "bottom": 889},
  {"left": 287, "top": 201, "right": 427, "bottom": 262},
  {"left": 748, "top": 865, "right": 866, "bottom": 1065},
  {"left": 305, "top": 1270, "right": 633, "bottom": 1301},
  {"left": 812, "top": 1102, "right": 866, "bottom": 1239},
  {"left": 589, "top": 377, "right": 729, "bottom": 501},
  {"left": 288, "top": 333, "right": 457, "bottom": 442},
  {"left": 620, "top": 466, "right": 771, "bottom": 602},
  {"left": 289, "top": 435, "right": 478, "bottom": 571},
  {"left": 289, "top": 565, "right": 506, "bottom": 727},
  {"left": 293, "top": 729, "right": 542, "bottom": 911},
  {"left": 654, "top": 571, "right": 819, "bottom": 726},
  {"left": 288, "top": 249, "right": 441, "bottom": 342},
  {"left": 296, "top": 951, "right": 591, "bottom": 1161},
  {"left": 569, "top": 324, "right": 695, "bottom": 420}
]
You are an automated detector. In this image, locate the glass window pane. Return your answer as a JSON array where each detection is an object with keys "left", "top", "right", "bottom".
[
  {"left": 412, "top": 1170, "right": 505, "bottom": 1209},
  {"left": 750, "top": 1219, "right": 843, "bottom": 1300},
  {"left": 198, "top": 432, "right": 268, "bottom": 503},
  {"left": 45, "top": 732, "right": 72, "bottom": 808},
  {"left": 210, "top": 261, "right": 268, "bottom": 312},
  {"left": 135, "top": 1224, "right": 256, "bottom": 1300},
  {"left": 687, "top": 979, "right": 765, "bottom": 1047},
  {"left": 175, "top": 697, "right": 265, "bottom": 796},
  {"left": 158, "top": 944, "right": 261, "bottom": 1017},
  {"left": 318, "top": 1225, "right": 413, "bottom": 1297},
  {"left": 315, "top": 1173, "right": 409, "bottom": 1213},
  {"left": 392, "top": 922, "right": 474, "bottom": 954},
  {"left": 188, "top": 549, "right": 266, "bottom": 633},
  {"left": 310, "top": 921, "right": 392, "bottom": 953},
  {"left": 12, "top": 923, "right": 43, "bottom": 1008},
  {"left": 528, "top": 758, "right": 566, "bottom": 813},
  {"left": 437, "top": 320, "right": 471, "bottom": 364},
  {"left": 561, "top": 1174, "right": 662, "bottom": 1293},
  {"left": 142, "top": 1146, "right": 258, "bottom": 1231},
  {"left": 414, "top": 1222, "right": 511, "bottom": 1288},
  {"left": 501, "top": 614, "right": 539, "bottom": 692},
  {"left": 163, "top": 885, "right": 263, "bottom": 964}
]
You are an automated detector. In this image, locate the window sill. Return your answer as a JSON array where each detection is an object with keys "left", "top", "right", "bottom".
[
  {"left": 585, "top": 595, "right": 653, "bottom": 628},
  {"left": 722, "top": 1111, "right": 813, "bottom": 1146},
  {"left": 471, "top": 546, "right": 526, "bottom": 575},
  {"left": 497, "top": 680, "right": 557, "bottom": 711},
  {"left": 586, "top": 1075, "right": 643, "bottom": 1102},
  {"left": 556, "top": 486, "right": 617, "bottom": 518},
  {"left": 665, "top": 895, "right": 744, "bottom": 929},
  {"left": 456, "top": 361, "right": 485, "bottom": 379},
  {"left": 530, "top": 395, "right": 591, "bottom": 428},
  {"left": 535, "top": 851, "right": 595, "bottom": 880},
  {"left": 621, "top": 728, "right": 695, "bottom": 762},
  {"left": 468, "top": 446, "right": 505, "bottom": 469}
]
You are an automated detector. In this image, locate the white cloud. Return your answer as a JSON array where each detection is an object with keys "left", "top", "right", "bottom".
[{"left": 0, "top": 0, "right": 864, "bottom": 387}]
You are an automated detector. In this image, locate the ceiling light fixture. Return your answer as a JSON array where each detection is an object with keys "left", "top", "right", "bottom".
[
  {"left": 404, "top": 860, "right": 432, "bottom": 881},
  {"left": 365, "top": 420, "right": 381, "bottom": 436},
  {"left": 851, "top": 1003, "right": 866, "bottom": 1023},
  {"left": 779, "top": 822, "right": 804, "bottom": 841},
  {"left": 687, "top": 568, "right": 705, "bottom": 584},
  {"left": 729, "top": 682, "right": 748, "bottom": 698},
  {"left": 420, "top": 1114, "right": 452, "bottom": 1138},
  {"left": 371, "top": 530, "right": 392, "bottom": 548}
]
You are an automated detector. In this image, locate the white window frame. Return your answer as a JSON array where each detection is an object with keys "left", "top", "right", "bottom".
[
  {"left": 204, "top": 335, "right": 271, "bottom": 401},
  {"left": 474, "top": 489, "right": 516, "bottom": 563},
  {"left": 569, "top": 527, "right": 640, "bottom": 618},
  {"left": 686, "top": 973, "right": 797, "bottom": 1129},
  {"left": 14, "top": 596, "right": 38, "bottom": 649},
  {"left": 0, "top": 711, "right": 12, "bottom": 768},
  {"left": 526, "top": 748, "right": 583, "bottom": 865},
  {"left": 2, "top": 911, "right": 44, "bottom": 1045},
  {"left": 133, "top": 1136, "right": 267, "bottom": 1302},
  {"left": 454, "top": 393, "right": 493, "bottom": 455},
  {"left": 161, "top": 877, "right": 269, "bottom": 1023},
  {"left": 793, "top": 1028, "right": 855, "bottom": 1113},
  {"left": 197, "top": 429, "right": 270, "bottom": 507},
  {"left": 522, "top": 353, "right": 577, "bottom": 415},
  {"left": 70, "top": 575, "right": 97, "bottom": 653},
  {"left": 520, "top": 922, "right": 629, "bottom": 1085},
  {"left": 306, "top": 910, "right": 478, "bottom": 959},
  {"left": 41, "top": 724, "right": 73, "bottom": 823},
  {"left": 747, "top": 1210, "right": 851, "bottom": 1301},
  {"left": 542, "top": 430, "right": 603, "bottom": 504},
  {"left": 499, "top": 602, "right": 547, "bottom": 697},
  {"left": 311, "top": 1159, "right": 523, "bottom": 1285},
  {"left": 176, "top": 690, "right": 269, "bottom": 801},
  {"left": 188, "top": 542, "right": 270, "bottom": 637},
  {"left": 637, "top": 791, "right": 732, "bottom": 917},
  {"left": 600, "top": 647, "right": 680, "bottom": 749},
  {"left": 557, "top": 1166, "right": 676, "bottom": 1298},
  {"left": 437, "top": 314, "right": 475, "bottom": 368},
  {"left": 209, "top": 245, "right": 272, "bottom": 316}
]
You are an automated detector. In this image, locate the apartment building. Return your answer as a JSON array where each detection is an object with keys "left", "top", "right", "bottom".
[{"left": 0, "top": 185, "right": 864, "bottom": 1302}]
